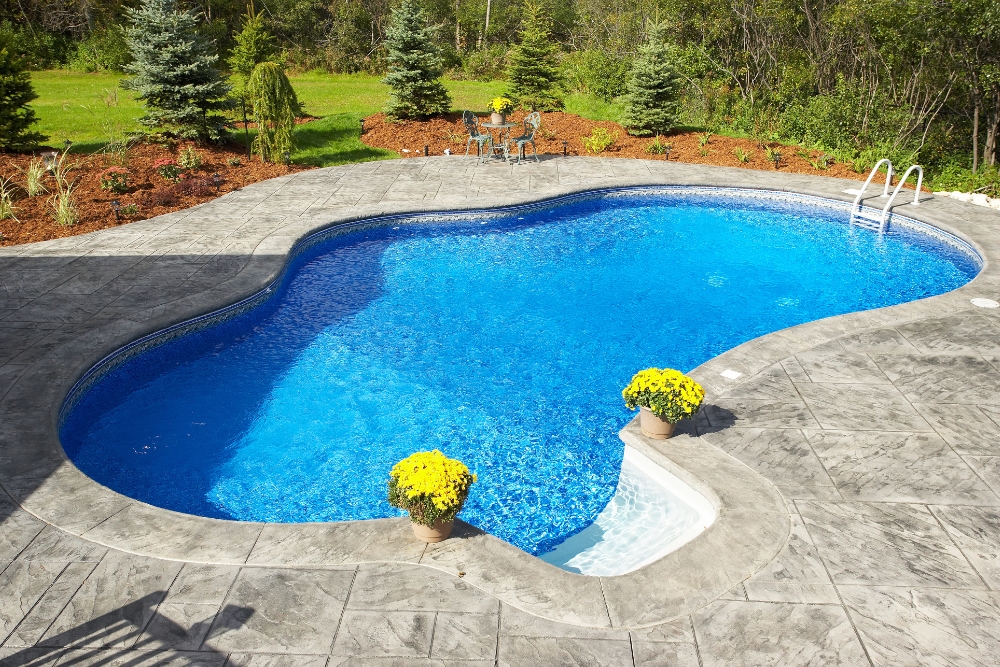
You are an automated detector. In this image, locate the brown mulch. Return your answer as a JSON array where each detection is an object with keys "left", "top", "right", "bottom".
[
  {"left": 0, "top": 142, "right": 304, "bottom": 247},
  {"left": 361, "top": 111, "right": 910, "bottom": 187}
]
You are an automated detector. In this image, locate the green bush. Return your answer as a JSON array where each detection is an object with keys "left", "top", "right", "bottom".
[
  {"left": 929, "top": 164, "right": 1000, "bottom": 197},
  {"left": 0, "top": 22, "right": 75, "bottom": 69},
  {"left": 621, "top": 21, "right": 683, "bottom": 136},
  {"left": 246, "top": 61, "right": 300, "bottom": 162},
  {"left": 228, "top": 5, "right": 275, "bottom": 78},
  {"left": 69, "top": 26, "right": 132, "bottom": 72},
  {"left": 382, "top": 0, "right": 451, "bottom": 119},
  {"left": 562, "top": 49, "right": 632, "bottom": 102},
  {"left": 454, "top": 45, "right": 508, "bottom": 81},
  {"left": 505, "top": 1, "right": 563, "bottom": 111},
  {"left": 0, "top": 36, "right": 45, "bottom": 151}
]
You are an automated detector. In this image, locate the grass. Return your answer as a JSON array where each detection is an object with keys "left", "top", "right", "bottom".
[{"left": 28, "top": 71, "right": 509, "bottom": 166}]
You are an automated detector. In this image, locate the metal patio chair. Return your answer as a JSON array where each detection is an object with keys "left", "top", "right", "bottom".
[
  {"left": 509, "top": 112, "right": 541, "bottom": 164},
  {"left": 463, "top": 111, "right": 492, "bottom": 163}
]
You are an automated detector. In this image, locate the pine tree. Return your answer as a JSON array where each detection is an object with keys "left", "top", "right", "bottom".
[
  {"left": 246, "top": 61, "right": 299, "bottom": 162},
  {"left": 382, "top": 0, "right": 451, "bottom": 120},
  {"left": 121, "top": 0, "right": 233, "bottom": 141},
  {"left": 0, "top": 36, "right": 45, "bottom": 151},
  {"left": 621, "top": 21, "right": 682, "bottom": 136},
  {"left": 228, "top": 3, "right": 275, "bottom": 79},
  {"left": 505, "top": 2, "right": 563, "bottom": 111}
]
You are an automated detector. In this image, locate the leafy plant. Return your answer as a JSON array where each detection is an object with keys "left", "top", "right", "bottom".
[
  {"left": 764, "top": 146, "right": 782, "bottom": 166},
  {"left": 622, "top": 21, "right": 683, "bottom": 136},
  {"left": 98, "top": 167, "right": 130, "bottom": 194},
  {"left": 387, "top": 450, "right": 476, "bottom": 526},
  {"left": 246, "top": 61, "right": 300, "bottom": 162},
  {"left": 698, "top": 132, "right": 712, "bottom": 147},
  {"left": 734, "top": 146, "right": 752, "bottom": 163},
  {"left": 227, "top": 157, "right": 242, "bottom": 166},
  {"left": 49, "top": 183, "right": 78, "bottom": 226},
  {"left": 698, "top": 146, "right": 709, "bottom": 157},
  {"left": 505, "top": 1, "right": 563, "bottom": 111},
  {"left": 48, "top": 149, "right": 75, "bottom": 191},
  {"left": 178, "top": 144, "right": 203, "bottom": 169},
  {"left": 0, "top": 176, "right": 18, "bottom": 221},
  {"left": 153, "top": 158, "right": 182, "bottom": 181},
  {"left": 16, "top": 158, "right": 46, "bottom": 196},
  {"left": 582, "top": 127, "right": 618, "bottom": 153},
  {"left": 622, "top": 368, "right": 705, "bottom": 424},
  {"left": 122, "top": 203, "right": 139, "bottom": 215},
  {"left": 381, "top": 0, "right": 451, "bottom": 120},
  {"left": 807, "top": 154, "right": 832, "bottom": 170},
  {"left": 646, "top": 136, "right": 671, "bottom": 155},
  {"left": 443, "top": 129, "right": 465, "bottom": 144}
]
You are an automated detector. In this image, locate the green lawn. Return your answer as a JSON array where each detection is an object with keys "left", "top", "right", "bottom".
[{"left": 27, "top": 71, "right": 518, "bottom": 165}]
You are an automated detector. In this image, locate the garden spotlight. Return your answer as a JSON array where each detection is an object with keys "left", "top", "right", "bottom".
[
  {"left": 283, "top": 151, "right": 291, "bottom": 165},
  {"left": 63, "top": 139, "right": 72, "bottom": 152},
  {"left": 773, "top": 151, "right": 782, "bottom": 170},
  {"left": 424, "top": 145, "right": 429, "bottom": 156},
  {"left": 562, "top": 140, "right": 568, "bottom": 157},
  {"left": 42, "top": 151, "right": 59, "bottom": 172},
  {"left": 359, "top": 118, "right": 364, "bottom": 134},
  {"left": 111, "top": 200, "right": 121, "bottom": 221},
  {"left": 212, "top": 173, "right": 222, "bottom": 191}
]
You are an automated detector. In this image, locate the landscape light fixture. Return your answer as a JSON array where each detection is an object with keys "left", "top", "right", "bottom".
[
  {"left": 283, "top": 151, "right": 291, "bottom": 165},
  {"left": 111, "top": 200, "right": 121, "bottom": 221},
  {"left": 212, "top": 173, "right": 222, "bottom": 191},
  {"left": 63, "top": 139, "right": 72, "bottom": 152},
  {"left": 562, "top": 140, "right": 568, "bottom": 157},
  {"left": 424, "top": 145, "right": 429, "bottom": 157},
  {"left": 359, "top": 118, "right": 364, "bottom": 134},
  {"left": 664, "top": 146, "right": 671, "bottom": 161},
  {"left": 42, "top": 151, "right": 59, "bottom": 172},
  {"left": 773, "top": 151, "right": 782, "bottom": 170}
]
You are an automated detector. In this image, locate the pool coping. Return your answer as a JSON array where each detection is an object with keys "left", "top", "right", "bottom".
[{"left": 2, "top": 157, "right": 998, "bottom": 630}]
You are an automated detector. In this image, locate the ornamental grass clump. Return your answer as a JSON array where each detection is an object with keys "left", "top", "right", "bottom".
[
  {"left": 622, "top": 368, "right": 705, "bottom": 423},
  {"left": 388, "top": 450, "right": 476, "bottom": 527}
]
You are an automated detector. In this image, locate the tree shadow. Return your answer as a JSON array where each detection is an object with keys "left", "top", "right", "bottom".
[{"left": 0, "top": 592, "right": 253, "bottom": 666}]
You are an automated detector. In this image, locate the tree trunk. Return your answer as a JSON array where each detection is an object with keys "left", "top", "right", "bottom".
[
  {"left": 973, "top": 96, "right": 980, "bottom": 173},
  {"left": 484, "top": 0, "right": 491, "bottom": 38}
]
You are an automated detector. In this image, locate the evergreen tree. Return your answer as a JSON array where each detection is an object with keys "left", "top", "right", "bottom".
[
  {"left": 382, "top": 0, "right": 451, "bottom": 120},
  {"left": 505, "top": 2, "right": 563, "bottom": 111},
  {"left": 0, "top": 36, "right": 45, "bottom": 151},
  {"left": 246, "top": 61, "right": 299, "bottom": 162},
  {"left": 228, "top": 3, "right": 275, "bottom": 78},
  {"left": 121, "top": 0, "right": 233, "bottom": 141},
  {"left": 621, "top": 21, "right": 682, "bottom": 136}
]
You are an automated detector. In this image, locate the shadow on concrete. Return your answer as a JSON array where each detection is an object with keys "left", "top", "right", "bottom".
[{"left": 0, "top": 592, "right": 253, "bottom": 666}]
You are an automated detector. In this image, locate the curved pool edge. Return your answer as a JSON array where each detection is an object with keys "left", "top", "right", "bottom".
[{"left": 1, "top": 157, "right": 998, "bottom": 629}]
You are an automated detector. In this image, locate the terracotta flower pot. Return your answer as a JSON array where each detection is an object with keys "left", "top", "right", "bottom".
[
  {"left": 410, "top": 518, "right": 454, "bottom": 543},
  {"left": 490, "top": 112, "right": 505, "bottom": 124},
  {"left": 639, "top": 406, "right": 676, "bottom": 439}
]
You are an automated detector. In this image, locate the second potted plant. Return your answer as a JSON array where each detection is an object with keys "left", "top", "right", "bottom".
[
  {"left": 622, "top": 368, "right": 705, "bottom": 439},
  {"left": 489, "top": 97, "right": 515, "bottom": 124},
  {"left": 388, "top": 450, "right": 476, "bottom": 542}
]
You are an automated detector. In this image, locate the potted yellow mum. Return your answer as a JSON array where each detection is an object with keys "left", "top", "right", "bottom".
[
  {"left": 622, "top": 368, "right": 705, "bottom": 439},
  {"left": 388, "top": 450, "right": 476, "bottom": 542},
  {"left": 489, "top": 97, "right": 515, "bottom": 124}
]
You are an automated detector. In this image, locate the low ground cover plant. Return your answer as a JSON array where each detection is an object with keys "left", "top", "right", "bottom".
[
  {"left": 387, "top": 450, "right": 476, "bottom": 526},
  {"left": 153, "top": 158, "right": 181, "bottom": 181},
  {"left": 98, "top": 166, "right": 129, "bottom": 193},
  {"left": 582, "top": 127, "right": 618, "bottom": 153}
]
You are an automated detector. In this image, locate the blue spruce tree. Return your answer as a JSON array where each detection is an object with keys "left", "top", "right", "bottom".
[
  {"left": 121, "top": 0, "right": 232, "bottom": 140},
  {"left": 621, "top": 21, "right": 683, "bottom": 136},
  {"left": 382, "top": 0, "right": 451, "bottom": 120}
]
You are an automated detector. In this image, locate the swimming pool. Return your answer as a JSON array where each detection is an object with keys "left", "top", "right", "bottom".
[{"left": 60, "top": 188, "right": 980, "bottom": 558}]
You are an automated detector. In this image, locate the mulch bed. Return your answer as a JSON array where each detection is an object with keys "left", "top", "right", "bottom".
[
  {"left": 360, "top": 111, "right": 902, "bottom": 185},
  {"left": 0, "top": 142, "right": 304, "bottom": 247},
  {"left": 1, "top": 110, "right": 913, "bottom": 248}
]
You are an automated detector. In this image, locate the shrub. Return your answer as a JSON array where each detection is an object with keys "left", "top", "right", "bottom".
[
  {"left": 622, "top": 368, "right": 705, "bottom": 424},
  {"left": 0, "top": 35, "right": 45, "bottom": 152},
  {"left": 98, "top": 167, "right": 130, "bottom": 194},
  {"left": 121, "top": 0, "right": 232, "bottom": 140},
  {"left": 382, "top": 0, "right": 451, "bottom": 120},
  {"left": 69, "top": 26, "right": 132, "bottom": 73},
  {"left": 387, "top": 450, "right": 476, "bottom": 526},
  {"left": 0, "top": 176, "right": 18, "bottom": 221},
  {"left": 143, "top": 187, "right": 178, "bottom": 207},
  {"left": 0, "top": 22, "right": 75, "bottom": 70},
  {"left": 228, "top": 4, "right": 276, "bottom": 78},
  {"left": 153, "top": 158, "right": 182, "bottom": 182},
  {"left": 646, "top": 137, "right": 671, "bottom": 155},
  {"left": 622, "top": 21, "right": 683, "bottom": 137},
  {"left": 734, "top": 147, "right": 752, "bottom": 163},
  {"left": 49, "top": 184, "right": 79, "bottom": 226},
  {"left": 582, "top": 127, "right": 618, "bottom": 153},
  {"left": 178, "top": 145, "right": 203, "bottom": 170},
  {"left": 505, "top": 1, "right": 563, "bottom": 111},
  {"left": 16, "top": 158, "right": 47, "bottom": 196},
  {"left": 457, "top": 45, "right": 508, "bottom": 81},
  {"left": 173, "top": 176, "right": 215, "bottom": 197},
  {"left": 562, "top": 49, "right": 632, "bottom": 102},
  {"left": 246, "top": 61, "right": 300, "bottom": 162}
]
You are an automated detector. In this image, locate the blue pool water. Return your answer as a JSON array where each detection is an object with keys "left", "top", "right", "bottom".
[{"left": 60, "top": 189, "right": 979, "bottom": 555}]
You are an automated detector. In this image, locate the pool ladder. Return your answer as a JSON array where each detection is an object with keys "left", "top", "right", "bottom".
[{"left": 849, "top": 159, "right": 924, "bottom": 234}]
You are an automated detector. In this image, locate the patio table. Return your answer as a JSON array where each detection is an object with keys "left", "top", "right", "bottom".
[{"left": 481, "top": 121, "right": 519, "bottom": 160}]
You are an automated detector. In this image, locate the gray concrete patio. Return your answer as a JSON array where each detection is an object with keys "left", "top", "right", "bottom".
[{"left": 2, "top": 156, "right": 1000, "bottom": 666}]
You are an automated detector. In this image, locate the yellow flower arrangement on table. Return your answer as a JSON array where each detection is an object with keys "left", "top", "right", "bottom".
[
  {"left": 622, "top": 368, "right": 705, "bottom": 424},
  {"left": 489, "top": 97, "right": 515, "bottom": 115},
  {"left": 388, "top": 450, "right": 476, "bottom": 527}
]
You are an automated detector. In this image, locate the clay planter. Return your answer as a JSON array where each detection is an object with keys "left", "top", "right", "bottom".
[
  {"left": 639, "top": 406, "right": 676, "bottom": 439},
  {"left": 490, "top": 112, "right": 506, "bottom": 124},
  {"left": 410, "top": 518, "right": 454, "bottom": 543}
]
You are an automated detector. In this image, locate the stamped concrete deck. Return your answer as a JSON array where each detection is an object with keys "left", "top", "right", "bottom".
[{"left": 2, "top": 156, "right": 1000, "bottom": 666}]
